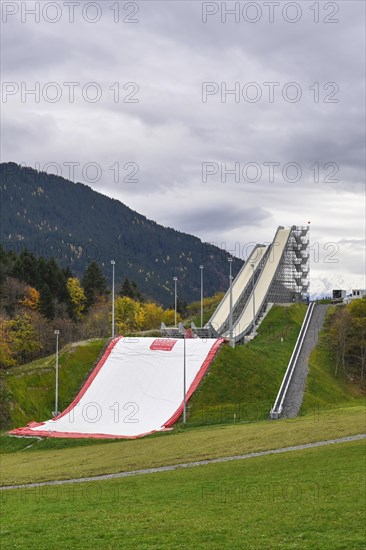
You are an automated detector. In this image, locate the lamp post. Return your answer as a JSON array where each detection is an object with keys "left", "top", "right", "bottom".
[
  {"left": 111, "top": 260, "right": 115, "bottom": 338},
  {"left": 183, "top": 331, "right": 187, "bottom": 424},
  {"left": 307, "top": 221, "right": 311, "bottom": 302},
  {"left": 200, "top": 265, "right": 204, "bottom": 328},
  {"left": 251, "top": 263, "right": 255, "bottom": 335},
  {"left": 54, "top": 330, "right": 60, "bottom": 417},
  {"left": 173, "top": 277, "right": 178, "bottom": 327},
  {"left": 228, "top": 258, "right": 234, "bottom": 347}
]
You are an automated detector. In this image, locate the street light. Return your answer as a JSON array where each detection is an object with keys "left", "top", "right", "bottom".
[
  {"left": 307, "top": 221, "right": 311, "bottom": 302},
  {"left": 54, "top": 330, "right": 60, "bottom": 417},
  {"left": 199, "top": 265, "right": 204, "bottom": 328},
  {"left": 111, "top": 260, "right": 115, "bottom": 338},
  {"left": 251, "top": 263, "right": 255, "bottom": 335},
  {"left": 228, "top": 258, "right": 234, "bottom": 347},
  {"left": 173, "top": 277, "right": 178, "bottom": 327},
  {"left": 183, "top": 331, "right": 187, "bottom": 424}
]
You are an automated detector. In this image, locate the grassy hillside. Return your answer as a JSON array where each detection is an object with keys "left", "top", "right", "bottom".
[
  {"left": 2, "top": 303, "right": 364, "bottom": 435},
  {"left": 187, "top": 304, "right": 307, "bottom": 425},
  {"left": 2, "top": 304, "right": 306, "bottom": 432},
  {"left": 302, "top": 307, "right": 365, "bottom": 413},
  {"left": 2, "top": 439, "right": 365, "bottom": 549},
  {"left": 3, "top": 338, "right": 107, "bottom": 429},
  {"left": 2, "top": 303, "right": 365, "bottom": 550},
  {"left": 1, "top": 405, "right": 364, "bottom": 485}
]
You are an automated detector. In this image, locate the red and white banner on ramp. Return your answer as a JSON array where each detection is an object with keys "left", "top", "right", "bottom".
[{"left": 9, "top": 337, "right": 223, "bottom": 439}]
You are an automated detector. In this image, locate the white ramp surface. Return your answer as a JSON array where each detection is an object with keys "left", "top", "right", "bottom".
[
  {"left": 208, "top": 245, "right": 267, "bottom": 333},
  {"left": 226, "top": 227, "right": 291, "bottom": 340},
  {"left": 9, "top": 337, "right": 223, "bottom": 439}
]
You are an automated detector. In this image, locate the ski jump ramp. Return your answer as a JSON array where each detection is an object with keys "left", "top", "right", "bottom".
[
  {"left": 197, "top": 225, "right": 310, "bottom": 343},
  {"left": 225, "top": 227, "right": 291, "bottom": 341},
  {"left": 208, "top": 244, "right": 268, "bottom": 334},
  {"left": 9, "top": 337, "right": 223, "bottom": 439}
]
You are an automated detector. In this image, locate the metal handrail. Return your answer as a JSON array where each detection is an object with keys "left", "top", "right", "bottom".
[{"left": 269, "top": 302, "right": 315, "bottom": 419}]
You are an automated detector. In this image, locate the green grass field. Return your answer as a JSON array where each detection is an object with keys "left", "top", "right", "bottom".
[
  {"left": 1, "top": 303, "right": 364, "bottom": 491},
  {"left": 189, "top": 304, "right": 365, "bottom": 426},
  {"left": 2, "top": 338, "right": 107, "bottom": 429},
  {"left": 1, "top": 439, "right": 365, "bottom": 549},
  {"left": 1, "top": 303, "right": 365, "bottom": 549},
  {"left": 187, "top": 304, "right": 307, "bottom": 424},
  {"left": 1, "top": 405, "right": 364, "bottom": 486}
]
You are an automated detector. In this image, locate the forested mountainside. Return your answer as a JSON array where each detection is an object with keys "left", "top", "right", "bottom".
[{"left": 0, "top": 163, "right": 242, "bottom": 306}]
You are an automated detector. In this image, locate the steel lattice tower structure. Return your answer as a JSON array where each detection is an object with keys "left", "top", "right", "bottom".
[{"left": 267, "top": 225, "right": 310, "bottom": 303}]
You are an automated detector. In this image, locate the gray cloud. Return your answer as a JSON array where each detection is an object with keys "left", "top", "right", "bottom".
[
  {"left": 1, "top": 0, "right": 365, "bottom": 291},
  {"left": 166, "top": 204, "right": 271, "bottom": 234}
]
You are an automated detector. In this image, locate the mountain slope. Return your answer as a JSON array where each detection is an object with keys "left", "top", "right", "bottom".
[{"left": 0, "top": 163, "right": 242, "bottom": 305}]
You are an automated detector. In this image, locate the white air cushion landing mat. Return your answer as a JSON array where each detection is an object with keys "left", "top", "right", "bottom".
[{"left": 9, "top": 337, "right": 223, "bottom": 439}]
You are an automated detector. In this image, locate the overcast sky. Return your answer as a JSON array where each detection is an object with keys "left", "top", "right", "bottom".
[{"left": 1, "top": 0, "right": 365, "bottom": 295}]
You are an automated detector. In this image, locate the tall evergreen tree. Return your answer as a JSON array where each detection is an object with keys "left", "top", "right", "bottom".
[
  {"left": 39, "top": 284, "right": 55, "bottom": 320},
  {"left": 12, "top": 249, "right": 39, "bottom": 287},
  {"left": 0, "top": 245, "right": 7, "bottom": 292},
  {"left": 81, "top": 261, "right": 108, "bottom": 308},
  {"left": 177, "top": 298, "right": 188, "bottom": 317},
  {"left": 119, "top": 278, "right": 142, "bottom": 301}
]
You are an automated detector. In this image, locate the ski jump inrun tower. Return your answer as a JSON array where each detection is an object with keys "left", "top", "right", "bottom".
[{"left": 192, "top": 225, "right": 310, "bottom": 344}]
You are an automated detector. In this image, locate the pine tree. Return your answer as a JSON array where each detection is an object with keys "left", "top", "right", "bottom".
[
  {"left": 119, "top": 278, "right": 132, "bottom": 298},
  {"left": 82, "top": 261, "right": 108, "bottom": 308},
  {"left": 119, "top": 278, "right": 142, "bottom": 301},
  {"left": 0, "top": 245, "right": 7, "bottom": 295},
  {"left": 131, "top": 280, "right": 143, "bottom": 302},
  {"left": 39, "top": 284, "right": 55, "bottom": 320},
  {"left": 177, "top": 298, "right": 187, "bottom": 317},
  {"left": 45, "top": 258, "right": 62, "bottom": 296},
  {"left": 59, "top": 267, "right": 73, "bottom": 303},
  {"left": 12, "top": 249, "right": 39, "bottom": 287}
]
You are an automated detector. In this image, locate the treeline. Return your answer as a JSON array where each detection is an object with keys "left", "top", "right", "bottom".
[
  {"left": 0, "top": 247, "right": 179, "bottom": 368},
  {"left": 328, "top": 299, "right": 366, "bottom": 384},
  {"left": 0, "top": 246, "right": 110, "bottom": 321},
  {"left": 1, "top": 162, "right": 243, "bottom": 306}
]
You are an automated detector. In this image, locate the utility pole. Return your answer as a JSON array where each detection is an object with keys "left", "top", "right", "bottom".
[
  {"left": 54, "top": 330, "right": 60, "bottom": 417},
  {"left": 228, "top": 258, "right": 234, "bottom": 348},
  {"left": 200, "top": 265, "right": 204, "bottom": 328},
  {"left": 111, "top": 260, "right": 115, "bottom": 338},
  {"left": 173, "top": 277, "right": 178, "bottom": 327},
  {"left": 183, "top": 332, "right": 187, "bottom": 424}
]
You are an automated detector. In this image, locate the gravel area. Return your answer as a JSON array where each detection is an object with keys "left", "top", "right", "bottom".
[{"left": 281, "top": 304, "right": 330, "bottom": 418}]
